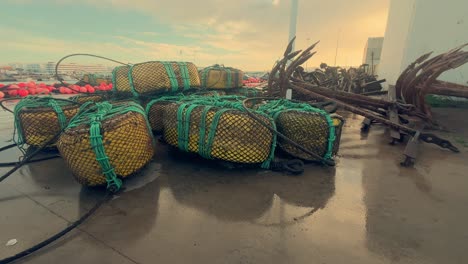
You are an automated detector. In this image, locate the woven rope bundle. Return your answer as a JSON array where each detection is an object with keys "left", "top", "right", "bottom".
[
  {"left": 163, "top": 102, "right": 275, "bottom": 166},
  {"left": 200, "top": 65, "right": 243, "bottom": 89},
  {"left": 146, "top": 100, "right": 174, "bottom": 134},
  {"left": 14, "top": 96, "right": 80, "bottom": 148},
  {"left": 57, "top": 102, "right": 154, "bottom": 190},
  {"left": 122, "top": 61, "right": 200, "bottom": 96},
  {"left": 275, "top": 111, "right": 344, "bottom": 161},
  {"left": 112, "top": 65, "right": 132, "bottom": 93},
  {"left": 256, "top": 100, "right": 344, "bottom": 161}
]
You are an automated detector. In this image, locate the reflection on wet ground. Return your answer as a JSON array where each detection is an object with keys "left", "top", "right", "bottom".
[{"left": 0, "top": 107, "right": 467, "bottom": 263}]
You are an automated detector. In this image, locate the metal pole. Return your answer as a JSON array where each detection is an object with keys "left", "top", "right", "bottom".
[
  {"left": 288, "top": 0, "right": 299, "bottom": 52},
  {"left": 334, "top": 29, "right": 341, "bottom": 66},
  {"left": 287, "top": 0, "right": 299, "bottom": 99}
]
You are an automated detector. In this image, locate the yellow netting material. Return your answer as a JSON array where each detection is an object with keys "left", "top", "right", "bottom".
[
  {"left": 275, "top": 111, "right": 344, "bottom": 161},
  {"left": 57, "top": 102, "right": 154, "bottom": 187},
  {"left": 163, "top": 102, "right": 274, "bottom": 164}
]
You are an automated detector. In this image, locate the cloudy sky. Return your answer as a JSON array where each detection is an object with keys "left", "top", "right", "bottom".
[{"left": 1, "top": 0, "right": 389, "bottom": 70}]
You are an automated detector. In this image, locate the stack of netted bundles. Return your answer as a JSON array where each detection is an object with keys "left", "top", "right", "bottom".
[
  {"left": 57, "top": 102, "right": 154, "bottom": 191},
  {"left": 200, "top": 65, "right": 243, "bottom": 89},
  {"left": 14, "top": 96, "right": 80, "bottom": 147},
  {"left": 162, "top": 102, "right": 275, "bottom": 167},
  {"left": 112, "top": 61, "right": 200, "bottom": 96}
]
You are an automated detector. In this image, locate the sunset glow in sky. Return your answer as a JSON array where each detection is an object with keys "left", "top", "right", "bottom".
[{"left": 1, "top": 0, "right": 390, "bottom": 70}]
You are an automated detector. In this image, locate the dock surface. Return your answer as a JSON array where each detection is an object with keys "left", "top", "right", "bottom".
[{"left": 1, "top": 104, "right": 467, "bottom": 264}]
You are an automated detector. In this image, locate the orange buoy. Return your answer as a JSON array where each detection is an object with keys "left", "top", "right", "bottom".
[{"left": 0, "top": 91, "right": 4, "bottom": 99}]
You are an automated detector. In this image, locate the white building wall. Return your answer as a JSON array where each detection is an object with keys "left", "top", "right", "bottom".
[
  {"left": 378, "top": 0, "right": 417, "bottom": 88},
  {"left": 379, "top": 0, "right": 468, "bottom": 89}
]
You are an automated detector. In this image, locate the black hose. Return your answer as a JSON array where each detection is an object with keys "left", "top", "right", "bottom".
[
  {"left": 0, "top": 155, "right": 60, "bottom": 167},
  {"left": 0, "top": 104, "right": 110, "bottom": 262},
  {"left": 270, "top": 159, "right": 304, "bottom": 175},
  {"left": 55, "top": 53, "right": 129, "bottom": 87},
  {"left": 0, "top": 132, "right": 61, "bottom": 183},
  {"left": 0, "top": 192, "right": 112, "bottom": 264},
  {"left": 0, "top": 143, "right": 17, "bottom": 152},
  {"left": 241, "top": 97, "right": 335, "bottom": 166}
]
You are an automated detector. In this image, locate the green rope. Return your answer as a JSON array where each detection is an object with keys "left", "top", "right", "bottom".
[
  {"left": 201, "top": 67, "right": 212, "bottom": 87},
  {"left": 88, "top": 103, "right": 122, "bottom": 191},
  {"left": 176, "top": 103, "right": 198, "bottom": 152},
  {"left": 161, "top": 62, "right": 179, "bottom": 92},
  {"left": 128, "top": 64, "right": 139, "bottom": 97},
  {"left": 198, "top": 105, "right": 214, "bottom": 159},
  {"left": 203, "top": 108, "right": 231, "bottom": 159},
  {"left": 225, "top": 68, "right": 232, "bottom": 88},
  {"left": 47, "top": 99, "right": 67, "bottom": 129},
  {"left": 177, "top": 62, "right": 191, "bottom": 90}
]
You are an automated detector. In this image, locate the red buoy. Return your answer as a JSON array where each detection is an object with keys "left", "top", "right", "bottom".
[{"left": 18, "top": 89, "right": 29, "bottom": 97}]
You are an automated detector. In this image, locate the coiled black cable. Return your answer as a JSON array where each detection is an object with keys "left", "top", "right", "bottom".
[{"left": 0, "top": 192, "right": 112, "bottom": 264}]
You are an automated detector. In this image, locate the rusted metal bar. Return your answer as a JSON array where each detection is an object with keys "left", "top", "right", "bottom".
[
  {"left": 425, "top": 81, "right": 468, "bottom": 98},
  {"left": 290, "top": 83, "right": 459, "bottom": 152},
  {"left": 395, "top": 43, "right": 468, "bottom": 119}
]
